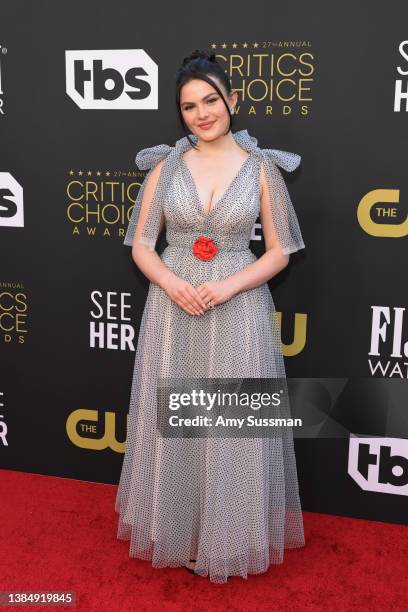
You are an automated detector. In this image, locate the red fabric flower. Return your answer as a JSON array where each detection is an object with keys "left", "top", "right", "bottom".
[{"left": 193, "top": 236, "right": 218, "bottom": 261}]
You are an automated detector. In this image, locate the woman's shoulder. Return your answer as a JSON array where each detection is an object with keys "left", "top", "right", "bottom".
[
  {"left": 135, "top": 141, "right": 175, "bottom": 170},
  {"left": 234, "top": 129, "right": 302, "bottom": 173}
]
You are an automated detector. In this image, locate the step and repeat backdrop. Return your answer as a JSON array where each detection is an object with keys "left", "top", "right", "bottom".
[{"left": 1, "top": 1, "right": 407, "bottom": 525}]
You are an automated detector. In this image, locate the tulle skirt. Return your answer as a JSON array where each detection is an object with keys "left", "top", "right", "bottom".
[{"left": 115, "top": 246, "right": 305, "bottom": 583}]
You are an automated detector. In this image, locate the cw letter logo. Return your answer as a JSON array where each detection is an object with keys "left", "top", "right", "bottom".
[{"left": 357, "top": 189, "right": 408, "bottom": 237}]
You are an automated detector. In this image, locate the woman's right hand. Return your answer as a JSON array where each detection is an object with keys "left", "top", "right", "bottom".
[{"left": 161, "top": 274, "right": 208, "bottom": 316}]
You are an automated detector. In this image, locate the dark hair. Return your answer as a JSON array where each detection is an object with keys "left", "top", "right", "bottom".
[{"left": 175, "top": 49, "right": 236, "bottom": 149}]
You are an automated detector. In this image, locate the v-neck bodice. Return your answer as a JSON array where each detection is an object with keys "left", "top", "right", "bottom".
[
  {"left": 179, "top": 151, "right": 253, "bottom": 219},
  {"left": 163, "top": 141, "right": 260, "bottom": 254}
]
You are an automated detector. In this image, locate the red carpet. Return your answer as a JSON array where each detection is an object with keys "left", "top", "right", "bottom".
[{"left": 0, "top": 469, "right": 407, "bottom": 611}]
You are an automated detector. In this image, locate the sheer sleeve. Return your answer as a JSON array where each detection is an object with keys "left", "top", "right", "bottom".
[
  {"left": 123, "top": 143, "right": 173, "bottom": 249},
  {"left": 258, "top": 148, "right": 305, "bottom": 255}
]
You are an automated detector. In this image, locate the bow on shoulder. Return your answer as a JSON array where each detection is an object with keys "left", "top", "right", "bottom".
[
  {"left": 261, "top": 148, "right": 301, "bottom": 173},
  {"left": 233, "top": 129, "right": 301, "bottom": 173},
  {"left": 135, "top": 143, "right": 173, "bottom": 170}
]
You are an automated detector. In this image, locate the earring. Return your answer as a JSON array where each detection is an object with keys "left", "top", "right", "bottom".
[{"left": 230, "top": 107, "right": 235, "bottom": 115}]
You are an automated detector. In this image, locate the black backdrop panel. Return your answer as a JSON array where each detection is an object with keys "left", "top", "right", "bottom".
[{"left": 1, "top": 0, "right": 407, "bottom": 525}]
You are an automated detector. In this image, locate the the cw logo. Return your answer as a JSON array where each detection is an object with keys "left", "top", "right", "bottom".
[
  {"left": 357, "top": 189, "right": 408, "bottom": 237},
  {"left": 66, "top": 409, "right": 127, "bottom": 452}
]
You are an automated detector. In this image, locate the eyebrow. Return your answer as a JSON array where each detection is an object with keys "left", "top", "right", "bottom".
[{"left": 180, "top": 93, "right": 218, "bottom": 106}]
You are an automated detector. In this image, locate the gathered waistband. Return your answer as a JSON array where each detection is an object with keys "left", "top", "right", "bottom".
[
  {"left": 166, "top": 243, "right": 251, "bottom": 253},
  {"left": 166, "top": 232, "right": 251, "bottom": 253}
]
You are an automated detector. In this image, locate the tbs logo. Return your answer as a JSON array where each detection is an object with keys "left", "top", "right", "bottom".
[
  {"left": 0, "top": 173, "right": 24, "bottom": 228},
  {"left": 348, "top": 436, "right": 408, "bottom": 496},
  {"left": 65, "top": 49, "right": 158, "bottom": 109}
]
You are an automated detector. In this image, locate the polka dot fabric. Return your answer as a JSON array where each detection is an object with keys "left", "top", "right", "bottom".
[{"left": 116, "top": 129, "right": 306, "bottom": 583}]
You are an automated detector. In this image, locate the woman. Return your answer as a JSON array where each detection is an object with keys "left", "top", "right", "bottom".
[{"left": 115, "top": 49, "right": 306, "bottom": 584}]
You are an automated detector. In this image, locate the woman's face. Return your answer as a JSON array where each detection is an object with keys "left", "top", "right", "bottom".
[{"left": 180, "top": 77, "right": 236, "bottom": 141}]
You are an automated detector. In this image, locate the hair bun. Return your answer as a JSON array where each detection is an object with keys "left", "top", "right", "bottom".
[{"left": 182, "top": 49, "right": 216, "bottom": 66}]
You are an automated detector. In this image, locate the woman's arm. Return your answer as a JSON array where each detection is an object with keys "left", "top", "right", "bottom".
[
  {"left": 130, "top": 160, "right": 208, "bottom": 316},
  {"left": 130, "top": 159, "right": 175, "bottom": 288}
]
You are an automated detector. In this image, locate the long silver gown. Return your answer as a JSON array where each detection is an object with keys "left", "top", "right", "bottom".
[{"left": 115, "top": 129, "right": 306, "bottom": 584}]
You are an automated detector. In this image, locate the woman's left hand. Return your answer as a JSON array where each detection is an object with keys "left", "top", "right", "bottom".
[{"left": 195, "top": 279, "right": 238, "bottom": 312}]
